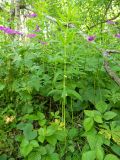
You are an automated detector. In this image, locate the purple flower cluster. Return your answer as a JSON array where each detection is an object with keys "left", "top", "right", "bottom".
[
  {"left": 0, "top": 26, "right": 23, "bottom": 35},
  {"left": 39, "top": 40, "right": 48, "bottom": 45},
  {"left": 27, "top": 34, "right": 37, "bottom": 38},
  {"left": 115, "top": 34, "right": 120, "bottom": 38},
  {"left": 25, "top": 13, "right": 37, "bottom": 18},
  {"left": 106, "top": 20, "right": 115, "bottom": 25},
  {"left": 87, "top": 35, "right": 96, "bottom": 42}
]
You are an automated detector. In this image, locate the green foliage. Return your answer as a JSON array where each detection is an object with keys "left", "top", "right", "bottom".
[
  {"left": 0, "top": 0, "right": 120, "bottom": 159},
  {"left": 16, "top": 112, "right": 66, "bottom": 159}
]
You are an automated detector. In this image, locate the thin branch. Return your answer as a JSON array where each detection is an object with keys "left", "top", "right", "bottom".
[
  {"left": 89, "top": 11, "right": 120, "bottom": 30},
  {"left": 104, "top": 0, "right": 113, "bottom": 16}
]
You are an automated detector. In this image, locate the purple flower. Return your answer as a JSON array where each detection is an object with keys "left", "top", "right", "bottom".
[
  {"left": 26, "top": 13, "right": 37, "bottom": 18},
  {"left": 0, "top": 26, "right": 6, "bottom": 31},
  {"left": 4, "top": 28, "right": 17, "bottom": 34},
  {"left": 15, "top": 31, "right": 23, "bottom": 35},
  {"left": 27, "top": 34, "right": 37, "bottom": 38},
  {"left": 34, "top": 25, "right": 41, "bottom": 32},
  {"left": 38, "top": 40, "right": 48, "bottom": 45},
  {"left": 115, "top": 34, "right": 120, "bottom": 38},
  {"left": 0, "top": 26, "right": 23, "bottom": 35},
  {"left": 106, "top": 20, "right": 115, "bottom": 24},
  {"left": 87, "top": 35, "right": 96, "bottom": 42}
]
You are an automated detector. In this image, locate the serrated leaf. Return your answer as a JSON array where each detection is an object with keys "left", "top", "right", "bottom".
[
  {"left": 47, "top": 153, "right": 59, "bottom": 160},
  {"left": 28, "top": 151, "right": 41, "bottom": 160},
  {"left": 38, "top": 135, "right": 45, "bottom": 143},
  {"left": 67, "top": 89, "right": 82, "bottom": 100},
  {"left": 83, "top": 118, "right": 94, "bottom": 131},
  {"left": 46, "top": 135, "right": 57, "bottom": 146},
  {"left": 46, "top": 125, "right": 57, "bottom": 136},
  {"left": 38, "top": 119, "right": 46, "bottom": 126},
  {"left": 68, "top": 128, "right": 78, "bottom": 139},
  {"left": 104, "top": 154, "right": 119, "bottom": 160},
  {"left": 96, "top": 146, "right": 104, "bottom": 160},
  {"left": 55, "top": 130, "right": 67, "bottom": 141},
  {"left": 87, "top": 134, "right": 96, "bottom": 149},
  {"left": 94, "top": 115, "right": 103, "bottom": 123},
  {"left": 38, "top": 146, "right": 47, "bottom": 155},
  {"left": 23, "top": 124, "right": 37, "bottom": 140},
  {"left": 84, "top": 110, "right": 94, "bottom": 117},
  {"left": 95, "top": 102, "right": 108, "bottom": 113},
  {"left": 45, "top": 144, "right": 55, "bottom": 154},
  {"left": 38, "top": 128, "right": 45, "bottom": 143},
  {"left": 82, "top": 150, "right": 96, "bottom": 160},
  {"left": 20, "top": 144, "right": 33, "bottom": 157},
  {"left": 111, "top": 144, "right": 120, "bottom": 156},
  {"left": 103, "top": 111, "right": 117, "bottom": 120},
  {"left": 30, "top": 140, "right": 39, "bottom": 147}
]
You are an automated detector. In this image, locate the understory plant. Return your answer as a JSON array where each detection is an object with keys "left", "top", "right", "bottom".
[{"left": 0, "top": 0, "right": 120, "bottom": 160}]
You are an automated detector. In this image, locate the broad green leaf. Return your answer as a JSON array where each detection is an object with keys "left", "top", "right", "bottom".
[
  {"left": 87, "top": 134, "right": 96, "bottom": 149},
  {"left": 28, "top": 151, "right": 41, "bottom": 160},
  {"left": 38, "top": 135, "right": 45, "bottom": 143},
  {"left": 0, "top": 84, "right": 5, "bottom": 91},
  {"left": 46, "top": 153, "right": 59, "bottom": 160},
  {"left": 103, "top": 111, "right": 117, "bottom": 120},
  {"left": 20, "top": 138, "right": 29, "bottom": 147},
  {"left": 23, "top": 124, "right": 37, "bottom": 140},
  {"left": 68, "top": 145, "right": 75, "bottom": 153},
  {"left": 38, "top": 128, "right": 46, "bottom": 143},
  {"left": 46, "top": 135, "right": 57, "bottom": 146},
  {"left": 0, "top": 154, "right": 7, "bottom": 160},
  {"left": 17, "top": 122, "right": 27, "bottom": 130},
  {"left": 96, "top": 146, "right": 104, "bottom": 160},
  {"left": 38, "top": 119, "right": 46, "bottom": 126},
  {"left": 20, "top": 144, "right": 33, "bottom": 157},
  {"left": 67, "top": 89, "right": 82, "bottom": 100},
  {"left": 55, "top": 130, "right": 67, "bottom": 141},
  {"left": 104, "top": 154, "right": 119, "bottom": 160},
  {"left": 82, "top": 150, "right": 96, "bottom": 160},
  {"left": 24, "top": 114, "right": 39, "bottom": 120},
  {"left": 84, "top": 110, "right": 94, "bottom": 117},
  {"left": 83, "top": 118, "right": 94, "bottom": 131},
  {"left": 111, "top": 144, "right": 120, "bottom": 156},
  {"left": 46, "top": 125, "right": 57, "bottom": 136},
  {"left": 37, "top": 112, "right": 45, "bottom": 120},
  {"left": 94, "top": 115, "right": 103, "bottom": 123},
  {"left": 95, "top": 102, "right": 108, "bottom": 113},
  {"left": 45, "top": 144, "right": 55, "bottom": 154},
  {"left": 38, "top": 146, "right": 47, "bottom": 155},
  {"left": 68, "top": 127, "right": 78, "bottom": 139},
  {"left": 30, "top": 140, "right": 39, "bottom": 147},
  {"left": 22, "top": 104, "right": 33, "bottom": 114},
  {"left": 111, "top": 131, "right": 120, "bottom": 145}
]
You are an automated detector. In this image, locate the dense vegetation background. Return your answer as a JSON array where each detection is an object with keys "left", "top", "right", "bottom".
[{"left": 0, "top": 0, "right": 120, "bottom": 160}]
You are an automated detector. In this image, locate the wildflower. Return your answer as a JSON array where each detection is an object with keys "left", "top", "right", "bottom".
[
  {"left": 87, "top": 35, "right": 96, "bottom": 42},
  {"left": 4, "top": 115, "right": 15, "bottom": 124},
  {"left": 39, "top": 40, "right": 48, "bottom": 45},
  {"left": 27, "top": 34, "right": 37, "bottom": 38},
  {"left": 0, "top": 26, "right": 6, "bottom": 31},
  {"left": 4, "top": 28, "right": 17, "bottom": 34},
  {"left": 34, "top": 25, "right": 41, "bottom": 32},
  {"left": 106, "top": 20, "right": 115, "bottom": 24},
  {"left": 0, "top": 26, "right": 23, "bottom": 35},
  {"left": 26, "top": 13, "right": 37, "bottom": 18},
  {"left": 15, "top": 31, "right": 23, "bottom": 35},
  {"left": 115, "top": 34, "right": 120, "bottom": 38}
]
